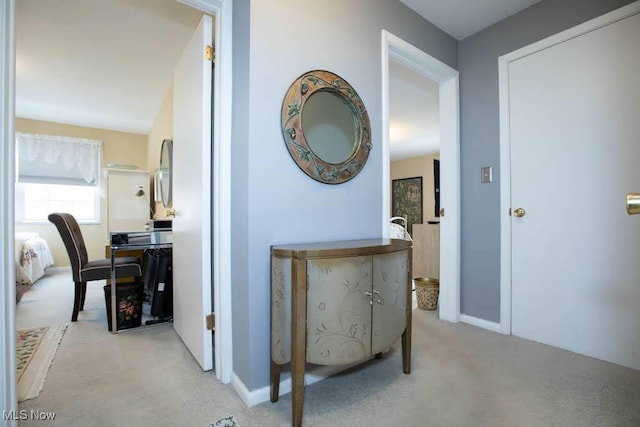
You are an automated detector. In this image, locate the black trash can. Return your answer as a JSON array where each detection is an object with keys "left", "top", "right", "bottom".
[{"left": 104, "top": 282, "right": 144, "bottom": 331}]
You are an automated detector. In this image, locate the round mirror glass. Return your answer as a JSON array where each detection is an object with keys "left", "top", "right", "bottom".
[
  {"left": 281, "top": 70, "right": 371, "bottom": 185},
  {"left": 159, "top": 139, "right": 173, "bottom": 208},
  {"left": 301, "top": 91, "right": 356, "bottom": 164}
]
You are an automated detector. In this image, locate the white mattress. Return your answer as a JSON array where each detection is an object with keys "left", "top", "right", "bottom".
[{"left": 15, "top": 231, "right": 54, "bottom": 288}]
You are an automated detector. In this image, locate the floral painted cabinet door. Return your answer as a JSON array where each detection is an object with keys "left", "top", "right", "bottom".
[
  {"left": 371, "top": 250, "right": 409, "bottom": 354},
  {"left": 306, "top": 256, "right": 373, "bottom": 364}
]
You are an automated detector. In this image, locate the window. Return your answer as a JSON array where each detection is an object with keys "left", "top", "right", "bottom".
[
  {"left": 15, "top": 133, "right": 102, "bottom": 224},
  {"left": 15, "top": 183, "right": 100, "bottom": 223}
]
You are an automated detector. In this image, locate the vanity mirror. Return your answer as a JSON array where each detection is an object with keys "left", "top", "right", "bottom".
[
  {"left": 158, "top": 139, "right": 173, "bottom": 208},
  {"left": 281, "top": 70, "right": 371, "bottom": 184}
]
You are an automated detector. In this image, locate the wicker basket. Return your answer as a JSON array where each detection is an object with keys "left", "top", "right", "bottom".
[{"left": 415, "top": 277, "right": 439, "bottom": 310}]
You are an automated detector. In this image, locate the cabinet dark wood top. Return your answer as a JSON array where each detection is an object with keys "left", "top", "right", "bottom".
[{"left": 271, "top": 238, "right": 411, "bottom": 259}]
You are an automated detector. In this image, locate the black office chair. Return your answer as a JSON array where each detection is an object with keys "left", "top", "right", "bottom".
[{"left": 48, "top": 213, "right": 142, "bottom": 321}]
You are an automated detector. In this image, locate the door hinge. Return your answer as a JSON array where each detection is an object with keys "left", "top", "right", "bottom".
[
  {"left": 206, "top": 313, "right": 215, "bottom": 331},
  {"left": 205, "top": 45, "right": 215, "bottom": 62}
]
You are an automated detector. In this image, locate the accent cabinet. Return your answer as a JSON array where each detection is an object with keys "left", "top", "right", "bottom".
[{"left": 270, "top": 239, "right": 412, "bottom": 427}]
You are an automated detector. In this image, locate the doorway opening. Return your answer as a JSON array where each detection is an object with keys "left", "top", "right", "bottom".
[
  {"left": 1, "top": 0, "right": 233, "bottom": 411},
  {"left": 381, "top": 30, "right": 460, "bottom": 322}
]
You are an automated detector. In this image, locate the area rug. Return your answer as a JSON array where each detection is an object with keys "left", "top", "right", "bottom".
[
  {"left": 16, "top": 324, "right": 68, "bottom": 402},
  {"left": 210, "top": 415, "right": 239, "bottom": 427}
]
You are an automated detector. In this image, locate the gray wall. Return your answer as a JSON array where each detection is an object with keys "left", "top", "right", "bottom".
[
  {"left": 458, "top": 0, "right": 635, "bottom": 322},
  {"left": 231, "top": 0, "right": 457, "bottom": 391},
  {"left": 231, "top": 0, "right": 251, "bottom": 385}
]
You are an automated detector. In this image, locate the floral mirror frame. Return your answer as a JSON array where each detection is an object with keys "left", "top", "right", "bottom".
[{"left": 281, "top": 70, "right": 371, "bottom": 184}]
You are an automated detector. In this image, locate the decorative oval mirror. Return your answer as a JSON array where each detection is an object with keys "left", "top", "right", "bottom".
[
  {"left": 158, "top": 139, "right": 173, "bottom": 208},
  {"left": 281, "top": 70, "right": 371, "bottom": 184}
]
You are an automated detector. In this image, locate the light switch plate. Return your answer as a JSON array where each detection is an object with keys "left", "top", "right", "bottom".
[{"left": 481, "top": 166, "right": 492, "bottom": 183}]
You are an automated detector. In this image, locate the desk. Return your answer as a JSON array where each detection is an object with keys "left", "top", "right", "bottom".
[
  {"left": 109, "top": 229, "right": 173, "bottom": 333},
  {"left": 104, "top": 245, "right": 144, "bottom": 283}
]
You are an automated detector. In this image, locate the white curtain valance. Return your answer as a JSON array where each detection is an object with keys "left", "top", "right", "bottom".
[{"left": 16, "top": 133, "right": 102, "bottom": 186}]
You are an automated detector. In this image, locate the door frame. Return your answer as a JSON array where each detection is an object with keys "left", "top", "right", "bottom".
[
  {"left": 381, "top": 30, "right": 460, "bottom": 322},
  {"left": 177, "top": 0, "right": 233, "bottom": 383},
  {"left": 1, "top": 0, "right": 17, "bottom": 418},
  {"left": 0, "top": 0, "right": 234, "bottom": 415},
  {"left": 498, "top": 1, "right": 640, "bottom": 334}
]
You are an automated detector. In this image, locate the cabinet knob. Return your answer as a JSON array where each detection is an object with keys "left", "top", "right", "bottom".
[
  {"left": 364, "top": 291, "right": 374, "bottom": 305},
  {"left": 373, "top": 290, "right": 384, "bottom": 305}
]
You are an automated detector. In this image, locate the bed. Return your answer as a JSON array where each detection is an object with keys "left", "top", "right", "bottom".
[{"left": 15, "top": 232, "right": 54, "bottom": 302}]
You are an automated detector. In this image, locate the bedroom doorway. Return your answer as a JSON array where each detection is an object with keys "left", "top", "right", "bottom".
[
  {"left": 0, "top": 0, "right": 233, "bottom": 413},
  {"left": 381, "top": 30, "right": 460, "bottom": 322}
]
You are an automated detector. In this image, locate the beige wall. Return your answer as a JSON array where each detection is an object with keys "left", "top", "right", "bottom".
[
  {"left": 146, "top": 87, "right": 174, "bottom": 219},
  {"left": 15, "top": 118, "right": 148, "bottom": 267},
  {"left": 390, "top": 152, "right": 440, "bottom": 224}
]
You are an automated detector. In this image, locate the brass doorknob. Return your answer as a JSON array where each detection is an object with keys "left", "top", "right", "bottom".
[
  {"left": 513, "top": 208, "right": 526, "bottom": 218},
  {"left": 626, "top": 193, "right": 640, "bottom": 215}
]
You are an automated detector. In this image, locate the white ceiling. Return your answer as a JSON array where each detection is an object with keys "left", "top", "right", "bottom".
[
  {"left": 399, "top": 0, "right": 542, "bottom": 40},
  {"left": 16, "top": 0, "right": 539, "bottom": 161},
  {"left": 389, "top": 61, "right": 439, "bottom": 161},
  {"left": 16, "top": 0, "right": 202, "bottom": 135}
]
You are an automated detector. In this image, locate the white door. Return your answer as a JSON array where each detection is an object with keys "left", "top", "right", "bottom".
[
  {"left": 172, "top": 14, "right": 213, "bottom": 371},
  {"left": 508, "top": 10, "right": 640, "bottom": 369}
]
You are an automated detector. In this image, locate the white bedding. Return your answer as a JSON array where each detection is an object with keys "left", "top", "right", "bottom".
[{"left": 15, "top": 232, "right": 54, "bottom": 302}]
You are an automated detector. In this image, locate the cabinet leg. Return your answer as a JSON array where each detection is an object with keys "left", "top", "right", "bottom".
[
  {"left": 402, "top": 328, "right": 411, "bottom": 374},
  {"left": 291, "top": 257, "right": 307, "bottom": 427},
  {"left": 270, "top": 361, "right": 281, "bottom": 403},
  {"left": 291, "top": 358, "right": 305, "bottom": 427}
]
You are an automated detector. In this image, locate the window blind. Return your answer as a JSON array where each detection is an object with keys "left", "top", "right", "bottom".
[{"left": 16, "top": 133, "right": 102, "bottom": 186}]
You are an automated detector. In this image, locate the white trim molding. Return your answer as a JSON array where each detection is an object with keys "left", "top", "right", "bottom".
[
  {"left": 212, "top": 0, "right": 234, "bottom": 385},
  {"left": 381, "top": 30, "right": 461, "bottom": 323},
  {"left": 177, "top": 0, "right": 222, "bottom": 10},
  {"left": 1, "top": 0, "right": 17, "bottom": 422},
  {"left": 498, "top": 1, "right": 640, "bottom": 335},
  {"left": 460, "top": 314, "right": 503, "bottom": 334}
]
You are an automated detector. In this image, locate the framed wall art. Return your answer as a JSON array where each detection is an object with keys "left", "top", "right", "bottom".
[{"left": 391, "top": 177, "right": 423, "bottom": 234}]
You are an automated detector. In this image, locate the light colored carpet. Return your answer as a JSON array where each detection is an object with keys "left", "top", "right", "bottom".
[
  {"left": 15, "top": 270, "right": 640, "bottom": 426},
  {"left": 16, "top": 323, "right": 67, "bottom": 402}
]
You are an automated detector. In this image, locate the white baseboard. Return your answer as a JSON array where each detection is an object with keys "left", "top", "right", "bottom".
[
  {"left": 230, "top": 371, "right": 253, "bottom": 407},
  {"left": 231, "top": 359, "right": 374, "bottom": 407},
  {"left": 460, "top": 314, "right": 504, "bottom": 334}
]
